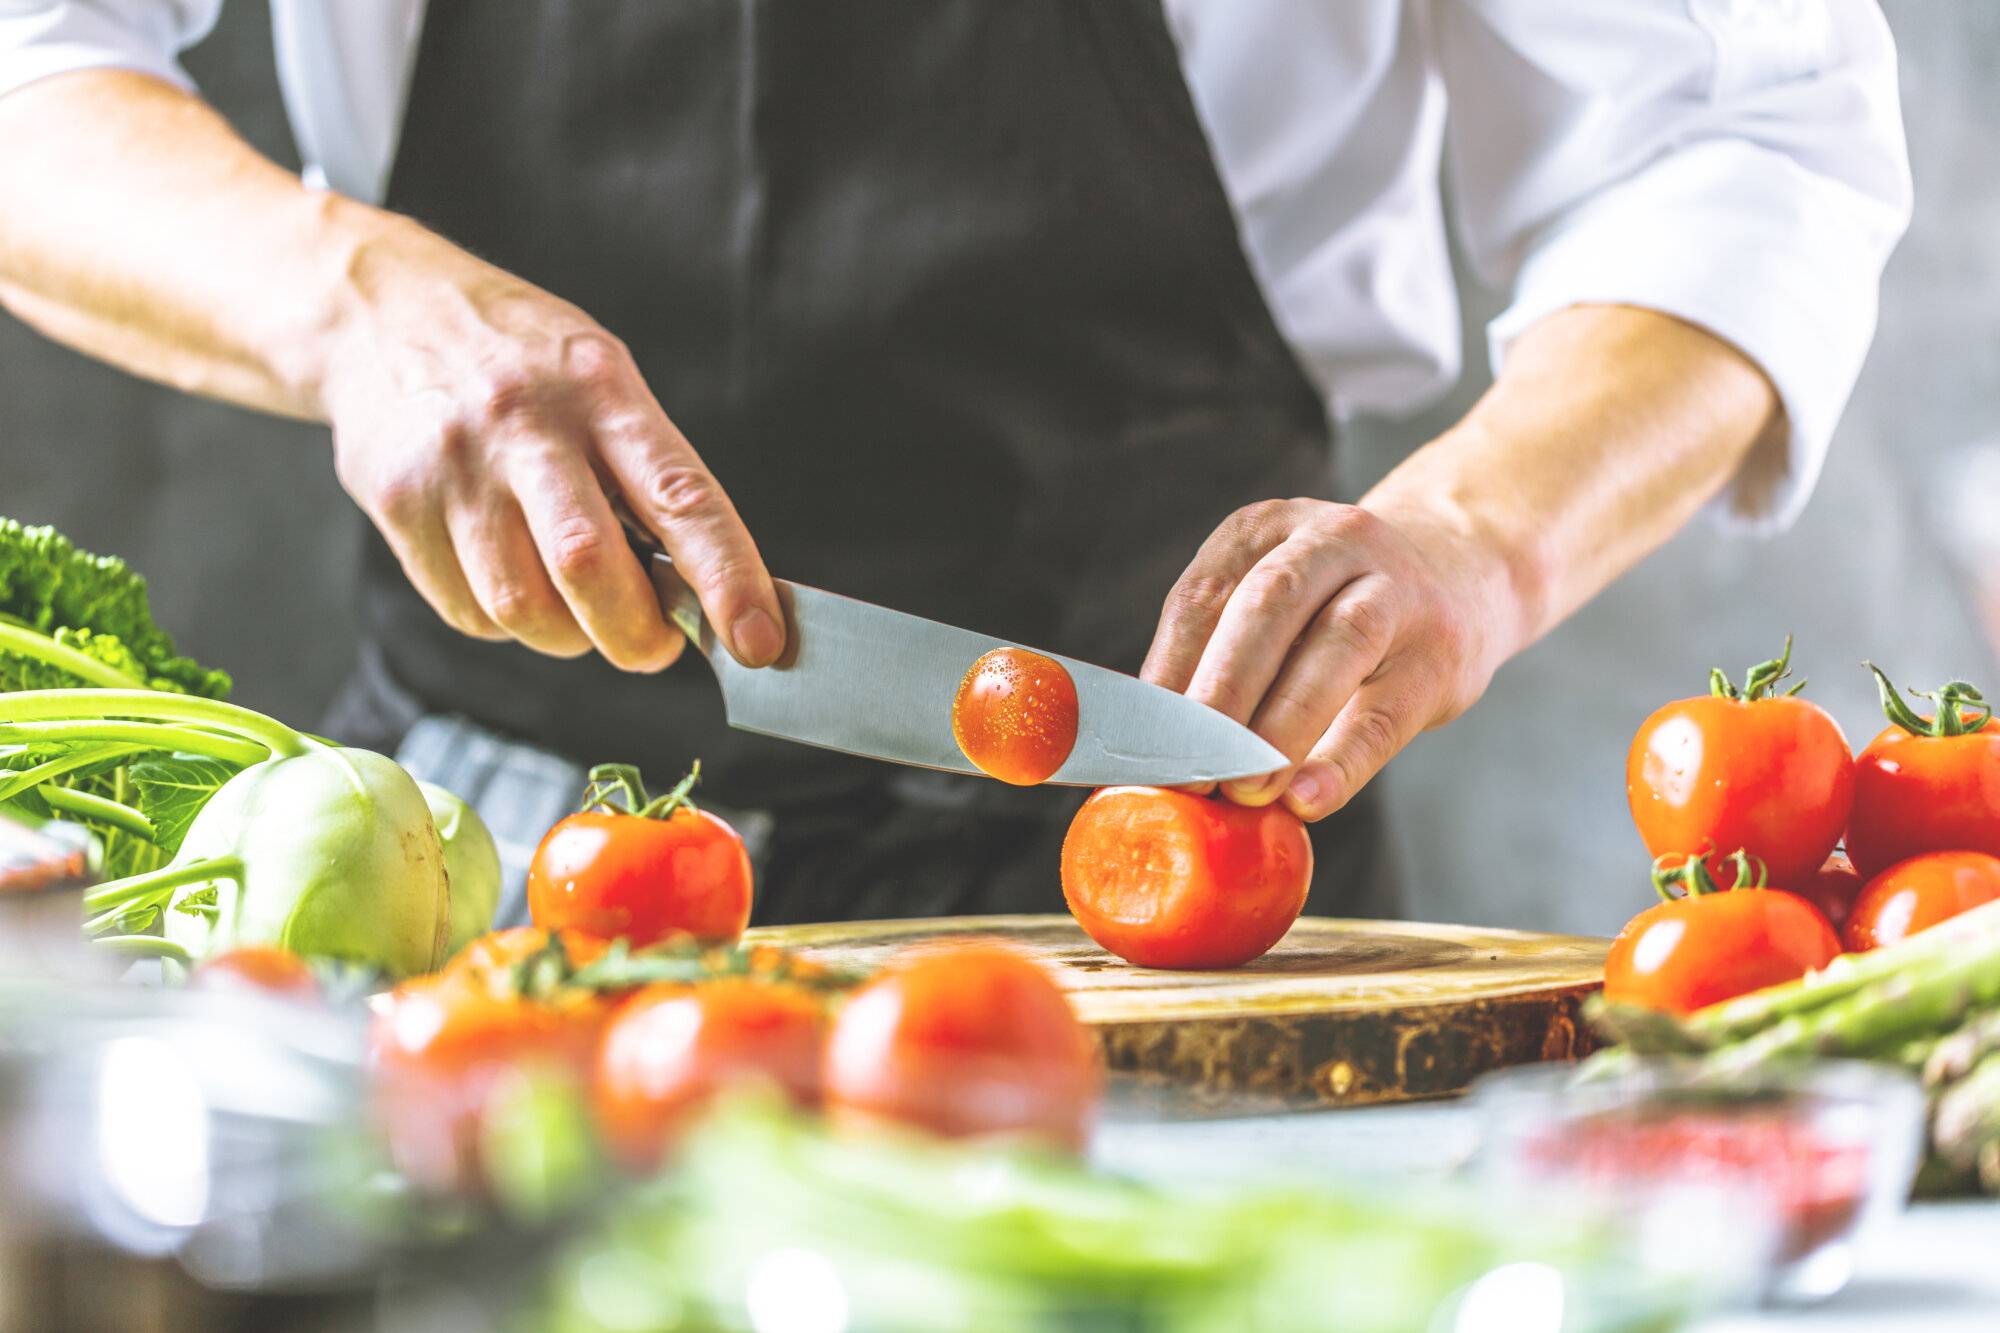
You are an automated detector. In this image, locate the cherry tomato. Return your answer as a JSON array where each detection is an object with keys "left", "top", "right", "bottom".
[
  {"left": 368, "top": 970, "right": 613, "bottom": 1195},
  {"left": 823, "top": 943, "right": 1098, "bottom": 1150},
  {"left": 1844, "top": 667, "right": 2000, "bottom": 878},
  {"left": 528, "top": 763, "right": 752, "bottom": 946},
  {"left": 1060, "top": 786, "right": 1311, "bottom": 969},
  {"left": 189, "top": 945, "right": 320, "bottom": 1001},
  {"left": 593, "top": 979, "right": 825, "bottom": 1170},
  {"left": 1792, "top": 853, "right": 1865, "bottom": 932},
  {"left": 1626, "top": 641, "right": 1853, "bottom": 890},
  {"left": 1843, "top": 850, "right": 2000, "bottom": 952},
  {"left": 1603, "top": 855, "right": 1841, "bottom": 1016},
  {"left": 951, "top": 647, "right": 1080, "bottom": 786}
]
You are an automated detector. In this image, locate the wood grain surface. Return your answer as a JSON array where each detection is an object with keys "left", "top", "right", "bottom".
[{"left": 746, "top": 914, "right": 1608, "bottom": 1109}]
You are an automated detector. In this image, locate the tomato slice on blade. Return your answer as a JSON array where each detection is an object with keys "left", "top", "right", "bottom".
[{"left": 951, "top": 647, "right": 1079, "bottom": 785}]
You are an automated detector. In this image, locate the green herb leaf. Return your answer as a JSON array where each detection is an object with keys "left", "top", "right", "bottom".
[
  {"left": 172, "top": 886, "right": 219, "bottom": 917},
  {"left": 129, "top": 754, "right": 239, "bottom": 854}
]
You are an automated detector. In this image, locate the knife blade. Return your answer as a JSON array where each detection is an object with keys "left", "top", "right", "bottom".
[{"left": 634, "top": 547, "right": 1286, "bottom": 788}]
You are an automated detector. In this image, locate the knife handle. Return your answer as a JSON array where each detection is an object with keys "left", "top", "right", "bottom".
[{"left": 609, "top": 496, "right": 709, "bottom": 649}]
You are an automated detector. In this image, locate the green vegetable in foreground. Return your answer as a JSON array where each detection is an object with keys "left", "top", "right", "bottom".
[
  {"left": 5, "top": 687, "right": 451, "bottom": 977},
  {"left": 422, "top": 779, "right": 502, "bottom": 954},
  {"left": 532, "top": 1100, "right": 1691, "bottom": 1333}
]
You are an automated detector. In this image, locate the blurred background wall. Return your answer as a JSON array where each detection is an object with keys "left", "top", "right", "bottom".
[{"left": 3, "top": 2, "right": 1993, "bottom": 937}]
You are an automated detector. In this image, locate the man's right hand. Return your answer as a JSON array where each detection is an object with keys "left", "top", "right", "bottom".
[{"left": 319, "top": 220, "right": 784, "bottom": 673}]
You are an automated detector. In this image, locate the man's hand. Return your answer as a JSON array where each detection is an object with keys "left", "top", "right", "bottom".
[
  {"left": 1142, "top": 498, "right": 1522, "bottom": 823},
  {"left": 320, "top": 230, "right": 784, "bottom": 672},
  {"left": 1143, "top": 304, "right": 1783, "bottom": 823},
  {"left": 0, "top": 71, "right": 783, "bottom": 675}
]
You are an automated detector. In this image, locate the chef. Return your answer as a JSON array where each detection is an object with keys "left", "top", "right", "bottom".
[{"left": 0, "top": 2, "right": 1909, "bottom": 925}]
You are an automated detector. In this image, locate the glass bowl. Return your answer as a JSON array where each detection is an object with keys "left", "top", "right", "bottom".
[{"left": 1467, "top": 1058, "right": 1925, "bottom": 1303}]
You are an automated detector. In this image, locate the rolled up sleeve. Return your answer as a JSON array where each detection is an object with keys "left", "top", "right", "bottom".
[
  {"left": 1436, "top": 0, "right": 1912, "bottom": 534},
  {"left": 0, "top": 0, "right": 220, "bottom": 101}
]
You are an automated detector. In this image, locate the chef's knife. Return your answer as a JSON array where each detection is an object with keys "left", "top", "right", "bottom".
[{"left": 619, "top": 522, "right": 1285, "bottom": 788}]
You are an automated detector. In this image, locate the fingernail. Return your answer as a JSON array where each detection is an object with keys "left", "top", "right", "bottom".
[
  {"left": 1223, "top": 773, "right": 1286, "bottom": 805},
  {"left": 730, "top": 606, "right": 782, "bottom": 666},
  {"left": 1287, "top": 769, "right": 1325, "bottom": 810}
]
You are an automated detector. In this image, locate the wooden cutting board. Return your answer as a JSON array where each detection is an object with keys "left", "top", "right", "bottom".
[{"left": 747, "top": 915, "right": 1608, "bottom": 1109}]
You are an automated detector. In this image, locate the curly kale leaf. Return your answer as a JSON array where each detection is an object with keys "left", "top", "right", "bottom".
[{"left": 0, "top": 518, "right": 229, "bottom": 698}]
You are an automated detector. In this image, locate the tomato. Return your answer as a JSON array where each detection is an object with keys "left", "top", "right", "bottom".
[
  {"left": 528, "top": 762, "right": 752, "bottom": 946},
  {"left": 1626, "top": 641, "right": 1853, "bottom": 890},
  {"left": 368, "top": 969, "right": 614, "bottom": 1195},
  {"left": 1603, "top": 854, "right": 1841, "bottom": 1016},
  {"left": 593, "top": 979, "right": 825, "bottom": 1170},
  {"left": 189, "top": 945, "right": 319, "bottom": 1001},
  {"left": 822, "top": 943, "right": 1098, "bottom": 1150},
  {"left": 951, "top": 646, "right": 1079, "bottom": 786},
  {"left": 1792, "top": 853, "right": 1865, "bottom": 932},
  {"left": 1844, "top": 667, "right": 2000, "bottom": 878},
  {"left": 448, "top": 925, "right": 613, "bottom": 979},
  {"left": 1843, "top": 850, "right": 2000, "bottom": 952},
  {"left": 1060, "top": 786, "right": 1311, "bottom": 969}
]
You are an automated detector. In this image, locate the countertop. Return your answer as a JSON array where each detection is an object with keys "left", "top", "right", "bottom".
[{"left": 1091, "top": 1097, "right": 2000, "bottom": 1332}]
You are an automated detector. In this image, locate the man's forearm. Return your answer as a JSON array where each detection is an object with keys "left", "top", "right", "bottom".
[
  {"left": 1362, "top": 303, "right": 1783, "bottom": 663},
  {"left": 0, "top": 68, "right": 401, "bottom": 419}
]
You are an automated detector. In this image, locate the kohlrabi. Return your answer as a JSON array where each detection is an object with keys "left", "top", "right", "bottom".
[
  {"left": 2, "top": 688, "right": 452, "bottom": 977},
  {"left": 421, "top": 780, "right": 502, "bottom": 954}
]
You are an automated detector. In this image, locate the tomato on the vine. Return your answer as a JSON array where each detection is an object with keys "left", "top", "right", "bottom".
[
  {"left": 528, "top": 762, "right": 752, "bottom": 946},
  {"left": 1843, "top": 850, "right": 2000, "bottom": 952},
  {"left": 1844, "top": 667, "right": 2000, "bottom": 878},
  {"left": 1626, "top": 639, "right": 1853, "bottom": 891},
  {"left": 189, "top": 945, "right": 320, "bottom": 1001},
  {"left": 1060, "top": 786, "right": 1311, "bottom": 970},
  {"left": 952, "top": 647, "right": 1079, "bottom": 786},
  {"left": 369, "top": 937, "right": 615, "bottom": 1195},
  {"left": 1603, "top": 852, "right": 1841, "bottom": 1016},
  {"left": 823, "top": 942, "right": 1099, "bottom": 1150},
  {"left": 594, "top": 979, "right": 825, "bottom": 1170}
]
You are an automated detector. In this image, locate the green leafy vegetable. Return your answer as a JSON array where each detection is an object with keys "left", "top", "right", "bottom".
[{"left": 129, "top": 754, "right": 239, "bottom": 855}]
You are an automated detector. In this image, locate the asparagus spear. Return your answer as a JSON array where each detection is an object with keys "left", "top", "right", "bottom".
[
  {"left": 1931, "top": 1050, "right": 2000, "bottom": 1184},
  {"left": 1923, "top": 1010, "right": 2000, "bottom": 1088},
  {"left": 1685, "top": 898, "right": 2000, "bottom": 1045}
]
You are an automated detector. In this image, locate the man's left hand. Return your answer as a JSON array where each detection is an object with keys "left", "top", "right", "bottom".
[{"left": 1141, "top": 497, "right": 1524, "bottom": 822}]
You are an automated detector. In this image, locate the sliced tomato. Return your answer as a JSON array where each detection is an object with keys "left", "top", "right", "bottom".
[{"left": 1060, "top": 786, "right": 1310, "bottom": 969}]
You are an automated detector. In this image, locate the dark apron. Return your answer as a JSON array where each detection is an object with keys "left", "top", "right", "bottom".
[{"left": 331, "top": 0, "right": 1401, "bottom": 925}]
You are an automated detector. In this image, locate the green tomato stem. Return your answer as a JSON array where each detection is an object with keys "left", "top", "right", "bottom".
[
  {"left": 1709, "top": 635, "right": 1804, "bottom": 703},
  {"left": 0, "top": 689, "right": 306, "bottom": 759},
  {"left": 81, "top": 854, "right": 242, "bottom": 914},
  {"left": 93, "top": 934, "right": 193, "bottom": 966},
  {"left": 1868, "top": 662, "right": 1994, "bottom": 738},
  {"left": 0, "top": 741, "right": 147, "bottom": 803},
  {"left": 0, "top": 621, "right": 145, "bottom": 689},
  {"left": 39, "top": 785, "right": 155, "bottom": 840},
  {"left": 0, "top": 720, "right": 268, "bottom": 768}
]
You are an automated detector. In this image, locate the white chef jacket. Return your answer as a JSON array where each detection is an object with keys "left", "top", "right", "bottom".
[{"left": 0, "top": 0, "right": 1911, "bottom": 533}]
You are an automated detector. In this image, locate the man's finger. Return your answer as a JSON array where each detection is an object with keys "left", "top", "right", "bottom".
[
  {"left": 1222, "top": 573, "right": 1399, "bottom": 804},
  {"left": 1183, "top": 535, "right": 1368, "bottom": 725},
  {"left": 447, "top": 494, "right": 593, "bottom": 659},
  {"left": 1281, "top": 662, "right": 1432, "bottom": 822},
  {"left": 506, "top": 437, "right": 683, "bottom": 672},
  {"left": 1140, "top": 500, "right": 1298, "bottom": 692},
  {"left": 594, "top": 398, "right": 783, "bottom": 667},
  {"left": 372, "top": 496, "right": 507, "bottom": 643}
]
